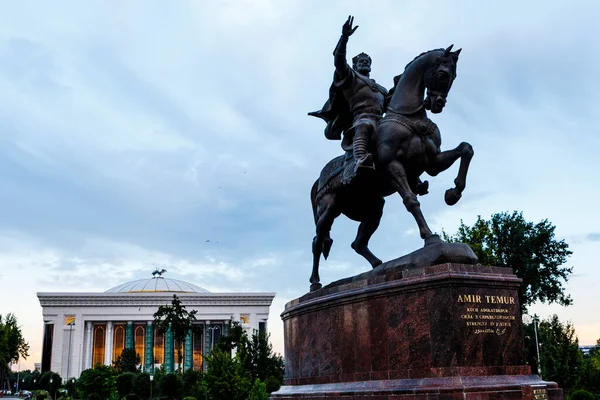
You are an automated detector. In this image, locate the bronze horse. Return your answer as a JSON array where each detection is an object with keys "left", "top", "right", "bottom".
[{"left": 310, "top": 45, "right": 472, "bottom": 291}]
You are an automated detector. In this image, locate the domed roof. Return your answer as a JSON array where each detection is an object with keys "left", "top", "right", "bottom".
[{"left": 105, "top": 272, "right": 209, "bottom": 294}]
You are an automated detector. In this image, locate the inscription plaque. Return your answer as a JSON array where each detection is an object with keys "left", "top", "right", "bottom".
[{"left": 456, "top": 293, "right": 518, "bottom": 335}]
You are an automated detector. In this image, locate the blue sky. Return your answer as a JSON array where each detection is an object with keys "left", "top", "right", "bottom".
[{"left": 1, "top": 0, "right": 599, "bottom": 369}]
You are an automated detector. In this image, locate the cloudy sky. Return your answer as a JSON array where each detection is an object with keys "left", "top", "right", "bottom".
[{"left": 1, "top": 0, "right": 599, "bottom": 370}]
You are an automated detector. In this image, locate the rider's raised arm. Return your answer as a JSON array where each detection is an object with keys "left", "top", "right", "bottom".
[
  {"left": 334, "top": 16, "right": 358, "bottom": 78},
  {"left": 333, "top": 34, "right": 350, "bottom": 77}
]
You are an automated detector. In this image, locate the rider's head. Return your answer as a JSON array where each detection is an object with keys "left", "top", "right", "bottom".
[{"left": 352, "top": 52, "right": 371, "bottom": 76}]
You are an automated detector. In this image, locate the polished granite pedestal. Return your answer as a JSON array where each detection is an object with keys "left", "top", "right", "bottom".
[{"left": 270, "top": 261, "right": 563, "bottom": 399}]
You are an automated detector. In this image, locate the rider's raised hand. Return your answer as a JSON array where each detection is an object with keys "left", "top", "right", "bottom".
[{"left": 342, "top": 15, "right": 358, "bottom": 38}]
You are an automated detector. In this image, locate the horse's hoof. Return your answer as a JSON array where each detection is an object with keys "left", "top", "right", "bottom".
[
  {"left": 424, "top": 234, "right": 442, "bottom": 246},
  {"left": 445, "top": 188, "right": 462, "bottom": 206},
  {"left": 371, "top": 258, "right": 383, "bottom": 269},
  {"left": 310, "top": 283, "right": 322, "bottom": 292}
]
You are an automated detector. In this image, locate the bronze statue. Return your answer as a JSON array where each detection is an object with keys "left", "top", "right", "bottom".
[{"left": 309, "top": 16, "right": 473, "bottom": 291}]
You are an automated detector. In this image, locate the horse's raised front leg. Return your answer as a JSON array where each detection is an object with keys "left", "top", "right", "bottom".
[
  {"left": 311, "top": 194, "right": 341, "bottom": 292},
  {"left": 386, "top": 160, "right": 437, "bottom": 243},
  {"left": 351, "top": 197, "right": 384, "bottom": 268},
  {"left": 426, "top": 142, "right": 474, "bottom": 206}
]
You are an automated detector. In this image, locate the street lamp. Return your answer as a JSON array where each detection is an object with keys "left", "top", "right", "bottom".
[
  {"left": 150, "top": 374, "right": 154, "bottom": 400},
  {"left": 533, "top": 314, "right": 542, "bottom": 379},
  {"left": 49, "top": 377, "right": 56, "bottom": 400}
]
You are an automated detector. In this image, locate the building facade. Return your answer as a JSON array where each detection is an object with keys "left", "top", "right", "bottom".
[{"left": 37, "top": 274, "right": 275, "bottom": 379}]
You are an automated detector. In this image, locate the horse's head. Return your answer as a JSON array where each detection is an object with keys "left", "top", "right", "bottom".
[{"left": 423, "top": 45, "right": 461, "bottom": 114}]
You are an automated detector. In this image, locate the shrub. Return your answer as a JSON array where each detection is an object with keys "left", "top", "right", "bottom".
[
  {"left": 182, "top": 397, "right": 197, "bottom": 400},
  {"left": 570, "top": 390, "right": 595, "bottom": 400},
  {"left": 115, "top": 372, "right": 136, "bottom": 398}
]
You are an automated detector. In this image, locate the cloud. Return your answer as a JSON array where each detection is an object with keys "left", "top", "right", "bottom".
[{"left": 586, "top": 233, "right": 600, "bottom": 242}]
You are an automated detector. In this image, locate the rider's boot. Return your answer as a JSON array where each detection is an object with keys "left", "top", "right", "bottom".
[{"left": 353, "top": 132, "right": 375, "bottom": 173}]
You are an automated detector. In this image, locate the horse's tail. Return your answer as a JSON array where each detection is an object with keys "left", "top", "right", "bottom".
[{"left": 311, "top": 179, "right": 333, "bottom": 259}]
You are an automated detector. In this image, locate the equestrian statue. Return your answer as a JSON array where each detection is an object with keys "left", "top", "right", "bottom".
[{"left": 308, "top": 16, "right": 473, "bottom": 291}]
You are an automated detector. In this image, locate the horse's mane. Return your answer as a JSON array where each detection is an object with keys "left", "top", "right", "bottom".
[
  {"left": 390, "top": 48, "right": 445, "bottom": 88},
  {"left": 403, "top": 48, "right": 444, "bottom": 71}
]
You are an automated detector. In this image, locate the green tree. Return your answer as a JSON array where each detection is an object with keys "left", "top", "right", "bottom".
[
  {"left": 115, "top": 372, "right": 136, "bottom": 399},
  {"left": 158, "top": 373, "right": 183, "bottom": 400},
  {"left": 113, "top": 348, "right": 141, "bottom": 374},
  {"left": 204, "top": 350, "right": 250, "bottom": 400},
  {"left": 0, "top": 313, "right": 30, "bottom": 392},
  {"left": 153, "top": 294, "right": 198, "bottom": 372},
  {"left": 443, "top": 211, "right": 573, "bottom": 312},
  {"left": 577, "top": 339, "right": 600, "bottom": 395},
  {"left": 244, "top": 331, "right": 284, "bottom": 393},
  {"left": 181, "top": 369, "right": 202, "bottom": 397},
  {"left": 248, "top": 379, "right": 269, "bottom": 400},
  {"left": 532, "top": 315, "right": 583, "bottom": 391},
  {"left": 76, "top": 365, "right": 116, "bottom": 400},
  {"left": 133, "top": 372, "right": 151, "bottom": 399}
]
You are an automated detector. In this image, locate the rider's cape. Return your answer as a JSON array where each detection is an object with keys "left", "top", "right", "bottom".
[{"left": 308, "top": 70, "right": 353, "bottom": 141}]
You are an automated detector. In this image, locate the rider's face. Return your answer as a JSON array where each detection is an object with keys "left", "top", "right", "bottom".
[{"left": 354, "top": 57, "right": 371, "bottom": 74}]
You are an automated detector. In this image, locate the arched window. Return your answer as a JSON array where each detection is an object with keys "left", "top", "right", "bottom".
[
  {"left": 193, "top": 328, "right": 203, "bottom": 371},
  {"left": 154, "top": 328, "right": 164, "bottom": 364},
  {"left": 134, "top": 325, "right": 145, "bottom": 363},
  {"left": 113, "top": 325, "right": 125, "bottom": 362},
  {"left": 92, "top": 325, "right": 106, "bottom": 367}
]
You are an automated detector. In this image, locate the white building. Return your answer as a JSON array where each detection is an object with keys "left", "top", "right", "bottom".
[{"left": 36, "top": 273, "right": 276, "bottom": 379}]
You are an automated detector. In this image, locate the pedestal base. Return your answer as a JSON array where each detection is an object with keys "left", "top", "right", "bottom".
[
  {"left": 272, "top": 263, "right": 563, "bottom": 400},
  {"left": 272, "top": 375, "right": 562, "bottom": 399}
]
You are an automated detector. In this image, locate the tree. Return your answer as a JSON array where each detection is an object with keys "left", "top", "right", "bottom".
[
  {"left": 115, "top": 372, "right": 136, "bottom": 399},
  {"left": 212, "top": 321, "right": 284, "bottom": 394},
  {"left": 529, "top": 315, "right": 583, "bottom": 391},
  {"left": 244, "top": 331, "right": 284, "bottom": 393},
  {"left": 0, "top": 313, "right": 30, "bottom": 392},
  {"left": 204, "top": 350, "right": 250, "bottom": 400},
  {"left": 158, "top": 373, "right": 183, "bottom": 400},
  {"left": 113, "top": 348, "right": 140, "bottom": 374},
  {"left": 76, "top": 365, "right": 116, "bottom": 400},
  {"left": 248, "top": 379, "right": 269, "bottom": 400},
  {"left": 443, "top": 211, "right": 573, "bottom": 312},
  {"left": 133, "top": 372, "right": 151, "bottom": 399},
  {"left": 578, "top": 339, "right": 600, "bottom": 395},
  {"left": 153, "top": 294, "right": 198, "bottom": 371}
]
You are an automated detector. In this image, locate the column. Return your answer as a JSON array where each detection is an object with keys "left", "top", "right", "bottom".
[
  {"left": 165, "top": 324, "right": 174, "bottom": 373},
  {"left": 202, "top": 321, "right": 211, "bottom": 372},
  {"left": 144, "top": 321, "right": 154, "bottom": 373},
  {"left": 104, "top": 322, "right": 113, "bottom": 366},
  {"left": 125, "top": 321, "right": 134, "bottom": 349},
  {"left": 83, "top": 322, "right": 92, "bottom": 371},
  {"left": 184, "top": 328, "right": 193, "bottom": 371}
]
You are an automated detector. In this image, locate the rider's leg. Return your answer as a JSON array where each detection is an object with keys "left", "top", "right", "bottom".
[{"left": 353, "top": 123, "right": 374, "bottom": 170}]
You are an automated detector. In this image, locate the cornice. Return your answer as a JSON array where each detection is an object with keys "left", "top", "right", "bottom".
[{"left": 37, "top": 293, "right": 276, "bottom": 308}]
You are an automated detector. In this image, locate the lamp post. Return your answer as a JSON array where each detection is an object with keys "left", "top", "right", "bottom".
[
  {"left": 16, "top": 361, "right": 20, "bottom": 393},
  {"left": 49, "top": 377, "right": 54, "bottom": 400},
  {"left": 533, "top": 314, "right": 542, "bottom": 379},
  {"left": 149, "top": 374, "right": 154, "bottom": 400}
]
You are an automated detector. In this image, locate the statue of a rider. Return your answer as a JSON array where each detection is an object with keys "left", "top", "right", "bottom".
[{"left": 309, "top": 16, "right": 388, "bottom": 183}]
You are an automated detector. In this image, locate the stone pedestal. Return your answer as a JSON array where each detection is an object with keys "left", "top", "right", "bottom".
[{"left": 271, "top": 263, "right": 563, "bottom": 399}]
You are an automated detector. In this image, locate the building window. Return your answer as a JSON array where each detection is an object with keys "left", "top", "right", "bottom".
[
  {"left": 134, "top": 325, "right": 145, "bottom": 363},
  {"left": 192, "top": 327, "right": 203, "bottom": 371},
  {"left": 259, "top": 322, "right": 266, "bottom": 336},
  {"left": 92, "top": 324, "right": 106, "bottom": 367},
  {"left": 154, "top": 328, "right": 164, "bottom": 364},
  {"left": 41, "top": 324, "right": 54, "bottom": 372},
  {"left": 113, "top": 325, "right": 125, "bottom": 361}
]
